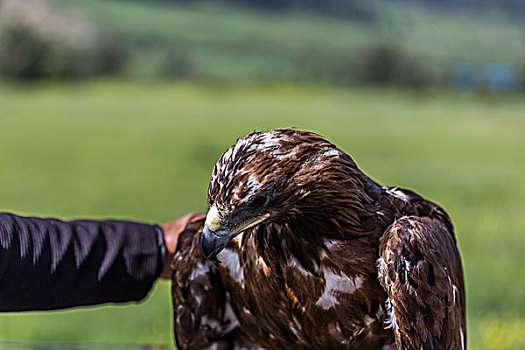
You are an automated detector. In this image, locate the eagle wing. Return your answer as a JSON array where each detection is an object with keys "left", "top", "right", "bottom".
[
  {"left": 377, "top": 216, "right": 466, "bottom": 350},
  {"left": 171, "top": 218, "right": 256, "bottom": 350}
]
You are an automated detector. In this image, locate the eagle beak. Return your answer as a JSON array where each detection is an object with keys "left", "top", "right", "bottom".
[
  {"left": 201, "top": 224, "right": 233, "bottom": 262},
  {"left": 200, "top": 205, "right": 269, "bottom": 261}
]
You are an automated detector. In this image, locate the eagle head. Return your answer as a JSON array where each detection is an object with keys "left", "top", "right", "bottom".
[{"left": 201, "top": 129, "right": 365, "bottom": 261}]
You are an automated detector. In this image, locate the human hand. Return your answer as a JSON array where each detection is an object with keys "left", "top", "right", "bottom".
[{"left": 159, "top": 213, "right": 205, "bottom": 279}]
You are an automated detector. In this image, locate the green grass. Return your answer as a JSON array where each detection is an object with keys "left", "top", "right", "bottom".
[{"left": 0, "top": 80, "right": 524, "bottom": 349}]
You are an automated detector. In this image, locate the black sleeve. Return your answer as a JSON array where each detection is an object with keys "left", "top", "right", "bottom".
[{"left": 0, "top": 212, "right": 165, "bottom": 312}]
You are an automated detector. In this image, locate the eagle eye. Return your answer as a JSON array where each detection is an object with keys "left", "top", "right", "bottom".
[{"left": 250, "top": 194, "right": 267, "bottom": 208}]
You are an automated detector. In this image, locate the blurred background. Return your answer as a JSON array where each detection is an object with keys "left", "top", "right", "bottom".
[{"left": 0, "top": 0, "right": 524, "bottom": 349}]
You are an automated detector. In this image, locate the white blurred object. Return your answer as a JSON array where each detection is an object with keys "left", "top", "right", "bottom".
[{"left": 0, "top": 0, "right": 98, "bottom": 48}]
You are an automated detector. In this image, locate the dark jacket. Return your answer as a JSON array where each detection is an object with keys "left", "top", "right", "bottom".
[{"left": 0, "top": 212, "right": 164, "bottom": 312}]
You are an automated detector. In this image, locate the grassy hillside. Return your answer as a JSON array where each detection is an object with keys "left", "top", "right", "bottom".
[
  {"left": 58, "top": 0, "right": 525, "bottom": 82},
  {"left": 0, "top": 80, "right": 523, "bottom": 349}
]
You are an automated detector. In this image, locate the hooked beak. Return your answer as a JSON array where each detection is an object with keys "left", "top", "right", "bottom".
[{"left": 200, "top": 205, "right": 269, "bottom": 261}]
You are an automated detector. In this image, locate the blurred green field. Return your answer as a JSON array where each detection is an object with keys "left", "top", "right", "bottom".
[
  {"left": 59, "top": 0, "right": 525, "bottom": 81},
  {"left": 0, "top": 80, "right": 524, "bottom": 349}
]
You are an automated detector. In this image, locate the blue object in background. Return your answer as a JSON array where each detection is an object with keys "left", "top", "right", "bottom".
[
  {"left": 483, "top": 63, "right": 518, "bottom": 91},
  {"left": 453, "top": 61, "right": 519, "bottom": 91}
]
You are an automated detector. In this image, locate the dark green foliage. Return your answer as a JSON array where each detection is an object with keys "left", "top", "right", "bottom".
[
  {"left": 360, "top": 44, "right": 404, "bottom": 85},
  {"left": 0, "top": 24, "right": 127, "bottom": 80},
  {"left": 160, "top": 51, "right": 196, "bottom": 79},
  {"left": 356, "top": 44, "right": 445, "bottom": 87},
  {"left": 291, "top": 44, "right": 446, "bottom": 88},
  {"left": 0, "top": 25, "right": 49, "bottom": 79}
]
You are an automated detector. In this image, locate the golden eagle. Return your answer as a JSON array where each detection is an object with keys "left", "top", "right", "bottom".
[{"left": 172, "top": 129, "right": 465, "bottom": 349}]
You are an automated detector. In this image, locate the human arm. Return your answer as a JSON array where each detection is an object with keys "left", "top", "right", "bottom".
[{"left": 0, "top": 212, "right": 202, "bottom": 312}]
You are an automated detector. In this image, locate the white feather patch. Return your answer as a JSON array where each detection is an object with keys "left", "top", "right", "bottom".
[
  {"left": 201, "top": 315, "right": 221, "bottom": 330},
  {"left": 231, "top": 232, "right": 244, "bottom": 249},
  {"left": 323, "top": 239, "right": 338, "bottom": 249},
  {"left": 377, "top": 257, "right": 388, "bottom": 286},
  {"left": 384, "top": 186, "right": 410, "bottom": 202},
  {"left": 453, "top": 284, "right": 459, "bottom": 304},
  {"left": 460, "top": 326, "right": 465, "bottom": 350},
  {"left": 384, "top": 297, "right": 399, "bottom": 332},
  {"left": 217, "top": 249, "right": 244, "bottom": 285},
  {"left": 189, "top": 261, "right": 209, "bottom": 280},
  {"left": 219, "top": 296, "right": 240, "bottom": 338},
  {"left": 321, "top": 148, "right": 340, "bottom": 157},
  {"left": 316, "top": 267, "right": 363, "bottom": 309},
  {"left": 288, "top": 256, "right": 309, "bottom": 276}
]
